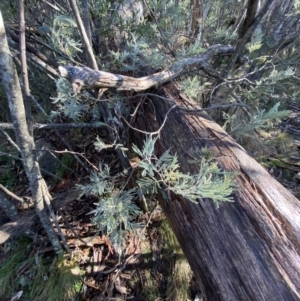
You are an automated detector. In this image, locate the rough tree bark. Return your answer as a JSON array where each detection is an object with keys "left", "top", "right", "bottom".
[
  {"left": 132, "top": 84, "right": 300, "bottom": 301},
  {"left": 59, "top": 46, "right": 300, "bottom": 300}
]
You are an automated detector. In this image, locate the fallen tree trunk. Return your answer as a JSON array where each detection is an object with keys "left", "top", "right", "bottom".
[
  {"left": 58, "top": 46, "right": 300, "bottom": 300},
  {"left": 131, "top": 84, "right": 300, "bottom": 300}
]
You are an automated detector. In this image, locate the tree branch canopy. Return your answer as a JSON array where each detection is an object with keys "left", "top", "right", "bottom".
[{"left": 58, "top": 44, "right": 235, "bottom": 93}]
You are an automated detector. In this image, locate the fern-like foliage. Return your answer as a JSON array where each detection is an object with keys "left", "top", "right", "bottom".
[
  {"left": 256, "top": 68, "right": 295, "bottom": 86},
  {"left": 89, "top": 189, "right": 141, "bottom": 248},
  {"left": 181, "top": 75, "right": 210, "bottom": 101},
  {"left": 94, "top": 136, "right": 128, "bottom": 153},
  {"left": 51, "top": 78, "right": 87, "bottom": 121},
  {"left": 80, "top": 135, "right": 236, "bottom": 250},
  {"left": 78, "top": 165, "right": 142, "bottom": 248},
  {"left": 247, "top": 32, "right": 264, "bottom": 53},
  {"left": 110, "top": 36, "right": 169, "bottom": 71},
  {"left": 214, "top": 26, "right": 238, "bottom": 44},
  {"left": 132, "top": 136, "right": 237, "bottom": 206},
  {"left": 51, "top": 15, "right": 82, "bottom": 57},
  {"left": 229, "top": 102, "right": 290, "bottom": 136}
]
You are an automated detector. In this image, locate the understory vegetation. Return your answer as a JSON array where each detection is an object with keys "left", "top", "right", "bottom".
[{"left": 0, "top": 0, "right": 300, "bottom": 300}]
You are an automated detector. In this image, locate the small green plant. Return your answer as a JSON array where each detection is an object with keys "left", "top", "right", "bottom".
[
  {"left": 226, "top": 102, "right": 290, "bottom": 137},
  {"left": 133, "top": 136, "right": 237, "bottom": 206},
  {"left": 51, "top": 15, "right": 82, "bottom": 57},
  {"left": 79, "top": 164, "right": 142, "bottom": 249},
  {"left": 51, "top": 78, "right": 87, "bottom": 121},
  {"left": 81, "top": 136, "right": 236, "bottom": 250}
]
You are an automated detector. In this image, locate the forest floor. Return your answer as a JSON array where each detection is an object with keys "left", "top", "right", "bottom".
[{"left": 0, "top": 193, "right": 196, "bottom": 301}]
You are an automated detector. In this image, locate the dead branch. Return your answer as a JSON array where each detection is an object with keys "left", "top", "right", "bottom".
[{"left": 58, "top": 44, "right": 235, "bottom": 93}]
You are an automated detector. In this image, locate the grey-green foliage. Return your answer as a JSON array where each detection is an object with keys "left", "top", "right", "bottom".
[
  {"left": 256, "top": 67, "right": 295, "bottom": 86},
  {"left": 99, "top": 0, "right": 192, "bottom": 71},
  {"left": 236, "top": 60, "right": 296, "bottom": 109},
  {"left": 225, "top": 102, "right": 291, "bottom": 137},
  {"left": 51, "top": 15, "right": 82, "bottom": 57},
  {"left": 247, "top": 32, "right": 264, "bottom": 53},
  {"left": 110, "top": 36, "right": 170, "bottom": 71},
  {"left": 79, "top": 165, "right": 142, "bottom": 248},
  {"left": 180, "top": 75, "right": 211, "bottom": 101},
  {"left": 51, "top": 78, "right": 87, "bottom": 121},
  {"left": 94, "top": 136, "right": 128, "bottom": 153},
  {"left": 81, "top": 135, "right": 236, "bottom": 249},
  {"left": 133, "top": 136, "right": 237, "bottom": 206},
  {"left": 214, "top": 26, "right": 238, "bottom": 44},
  {"left": 179, "top": 40, "right": 205, "bottom": 57}
]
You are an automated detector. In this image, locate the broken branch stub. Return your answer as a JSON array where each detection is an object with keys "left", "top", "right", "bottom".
[{"left": 58, "top": 44, "right": 235, "bottom": 94}]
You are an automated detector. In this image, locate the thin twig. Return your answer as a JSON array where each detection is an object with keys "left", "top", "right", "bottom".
[
  {"left": 122, "top": 105, "right": 178, "bottom": 136},
  {"left": 0, "top": 184, "right": 24, "bottom": 204},
  {"left": 51, "top": 149, "right": 99, "bottom": 171},
  {"left": 0, "top": 128, "right": 21, "bottom": 151}
]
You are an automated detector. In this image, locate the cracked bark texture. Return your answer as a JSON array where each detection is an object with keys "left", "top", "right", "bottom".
[{"left": 130, "top": 84, "right": 300, "bottom": 301}]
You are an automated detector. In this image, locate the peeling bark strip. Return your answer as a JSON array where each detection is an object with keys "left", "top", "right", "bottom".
[
  {"left": 58, "top": 44, "right": 234, "bottom": 93},
  {"left": 131, "top": 84, "right": 300, "bottom": 301}
]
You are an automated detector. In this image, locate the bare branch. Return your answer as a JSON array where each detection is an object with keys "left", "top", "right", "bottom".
[
  {"left": 238, "top": 0, "right": 260, "bottom": 39},
  {"left": 5, "top": 25, "right": 59, "bottom": 69},
  {"left": 18, "top": 0, "right": 33, "bottom": 135},
  {"left": 0, "top": 128, "right": 20, "bottom": 151},
  {"left": 69, "top": 0, "right": 98, "bottom": 70},
  {"left": 58, "top": 44, "right": 235, "bottom": 93},
  {"left": 0, "top": 191, "right": 18, "bottom": 222},
  {"left": 0, "top": 188, "right": 82, "bottom": 244},
  {"left": 81, "top": 0, "right": 92, "bottom": 48},
  {"left": 0, "top": 184, "right": 24, "bottom": 205}
]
